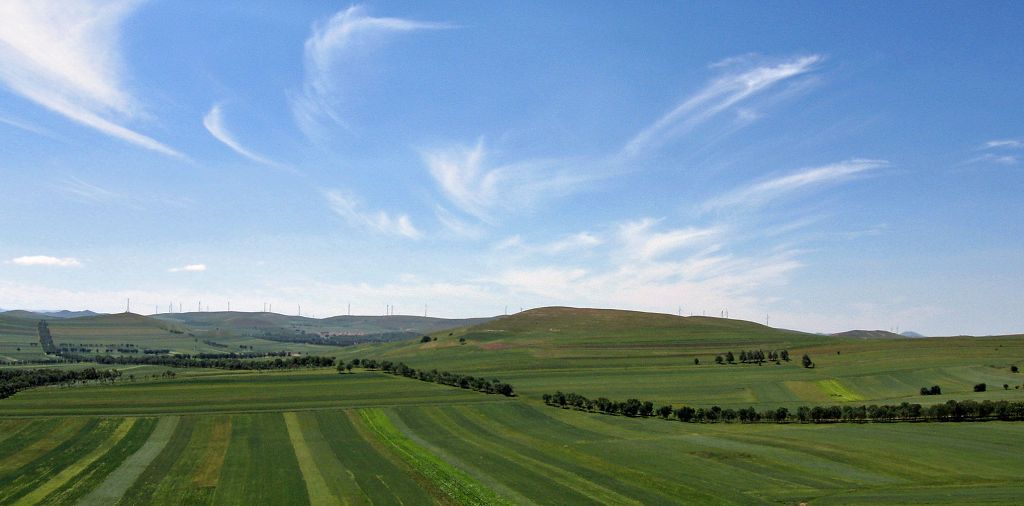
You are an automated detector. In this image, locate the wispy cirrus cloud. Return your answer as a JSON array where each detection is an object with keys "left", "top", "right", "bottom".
[
  {"left": 54, "top": 176, "right": 118, "bottom": 203},
  {"left": 292, "top": 5, "right": 448, "bottom": 134},
  {"left": 169, "top": 264, "right": 206, "bottom": 273},
  {"left": 203, "top": 104, "right": 286, "bottom": 169},
  {"left": 983, "top": 139, "right": 1022, "bottom": 149},
  {"left": 9, "top": 255, "right": 81, "bottom": 267},
  {"left": 491, "top": 219, "right": 800, "bottom": 317},
  {"left": 702, "top": 159, "right": 887, "bottom": 212},
  {"left": 618, "top": 219, "right": 719, "bottom": 261},
  {"left": 422, "top": 138, "right": 590, "bottom": 224},
  {"left": 623, "top": 55, "right": 822, "bottom": 157},
  {"left": 0, "top": 0, "right": 182, "bottom": 157},
  {"left": 495, "top": 232, "right": 603, "bottom": 256},
  {"left": 325, "top": 190, "right": 422, "bottom": 239}
]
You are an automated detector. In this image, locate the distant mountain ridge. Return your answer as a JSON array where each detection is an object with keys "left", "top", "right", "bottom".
[{"left": 831, "top": 330, "right": 905, "bottom": 339}]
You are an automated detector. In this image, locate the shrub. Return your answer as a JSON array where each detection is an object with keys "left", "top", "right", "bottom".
[{"left": 974, "top": 383, "right": 986, "bottom": 392}]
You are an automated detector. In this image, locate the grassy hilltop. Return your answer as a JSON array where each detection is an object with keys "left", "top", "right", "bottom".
[{"left": 1, "top": 306, "right": 1023, "bottom": 504}]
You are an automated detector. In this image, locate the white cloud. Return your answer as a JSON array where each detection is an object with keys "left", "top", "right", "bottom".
[
  {"left": 434, "top": 205, "right": 484, "bottom": 238},
  {"left": 486, "top": 214, "right": 797, "bottom": 321},
  {"left": 54, "top": 176, "right": 118, "bottom": 203},
  {"left": 618, "top": 219, "right": 718, "bottom": 260},
  {"left": 421, "top": 139, "right": 590, "bottom": 223},
  {"left": 293, "top": 5, "right": 448, "bottom": 132},
  {"left": 984, "top": 139, "right": 1022, "bottom": 149},
  {"left": 325, "top": 190, "right": 422, "bottom": 239},
  {"left": 967, "top": 153, "right": 1018, "bottom": 166},
  {"left": 623, "top": 55, "right": 821, "bottom": 157},
  {"left": 203, "top": 105, "right": 285, "bottom": 168},
  {"left": 0, "top": 0, "right": 182, "bottom": 157},
  {"left": 10, "top": 255, "right": 81, "bottom": 267},
  {"left": 169, "top": 264, "right": 206, "bottom": 273},
  {"left": 703, "top": 159, "right": 887, "bottom": 212},
  {"left": 495, "top": 232, "right": 603, "bottom": 255}
]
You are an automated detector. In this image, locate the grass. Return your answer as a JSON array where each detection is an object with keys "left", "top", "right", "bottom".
[
  {"left": 1, "top": 306, "right": 1023, "bottom": 504},
  {"left": 357, "top": 408, "right": 512, "bottom": 505},
  {"left": 212, "top": 413, "right": 309, "bottom": 505},
  {"left": 34, "top": 417, "right": 157, "bottom": 505},
  {"left": 77, "top": 416, "right": 179, "bottom": 506},
  {"left": 0, "top": 369, "right": 503, "bottom": 416},
  {"left": 282, "top": 412, "right": 339, "bottom": 505}
]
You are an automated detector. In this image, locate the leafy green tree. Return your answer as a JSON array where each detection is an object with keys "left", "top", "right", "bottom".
[
  {"left": 801, "top": 354, "right": 814, "bottom": 368},
  {"left": 974, "top": 383, "right": 986, "bottom": 392},
  {"left": 715, "top": 355, "right": 723, "bottom": 365},
  {"left": 674, "top": 406, "right": 695, "bottom": 422}
]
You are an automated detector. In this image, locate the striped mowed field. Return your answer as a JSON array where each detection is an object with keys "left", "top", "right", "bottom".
[{"left": 2, "top": 383, "right": 1024, "bottom": 504}]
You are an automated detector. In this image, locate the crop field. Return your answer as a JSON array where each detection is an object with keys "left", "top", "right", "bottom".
[
  {"left": 2, "top": 307, "right": 1024, "bottom": 504},
  {"left": 1, "top": 396, "right": 1023, "bottom": 505}
]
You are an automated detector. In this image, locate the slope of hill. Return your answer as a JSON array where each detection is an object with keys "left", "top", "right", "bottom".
[
  {"left": 338, "top": 306, "right": 1024, "bottom": 409},
  {"left": 832, "top": 329, "right": 906, "bottom": 339},
  {"left": 152, "top": 311, "right": 495, "bottom": 346}
]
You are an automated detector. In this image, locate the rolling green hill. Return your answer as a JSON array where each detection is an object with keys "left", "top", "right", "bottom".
[{"left": 336, "top": 306, "right": 1024, "bottom": 409}]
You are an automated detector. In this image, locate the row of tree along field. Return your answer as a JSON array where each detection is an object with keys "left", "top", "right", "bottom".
[
  {"left": 542, "top": 391, "right": 1024, "bottom": 423},
  {"left": 65, "top": 353, "right": 337, "bottom": 370},
  {"left": 344, "top": 358, "right": 516, "bottom": 396},
  {"left": 0, "top": 367, "right": 123, "bottom": 399}
]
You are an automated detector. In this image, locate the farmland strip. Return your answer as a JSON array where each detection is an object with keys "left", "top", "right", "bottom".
[
  {"left": 15, "top": 417, "right": 137, "bottom": 505},
  {"left": 76, "top": 416, "right": 180, "bottom": 506},
  {"left": 115, "top": 416, "right": 198, "bottom": 505},
  {"left": 357, "top": 408, "right": 511, "bottom": 506},
  {"left": 283, "top": 412, "right": 341, "bottom": 505}
]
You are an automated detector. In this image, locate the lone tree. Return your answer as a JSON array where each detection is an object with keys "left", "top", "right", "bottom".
[
  {"left": 1012, "top": 365, "right": 1019, "bottom": 373},
  {"left": 974, "top": 383, "right": 987, "bottom": 392},
  {"left": 693, "top": 357, "right": 700, "bottom": 365},
  {"left": 802, "top": 354, "right": 814, "bottom": 368}
]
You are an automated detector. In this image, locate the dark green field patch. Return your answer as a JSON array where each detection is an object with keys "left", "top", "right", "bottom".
[
  {"left": 313, "top": 409, "right": 432, "bottom": 505},
  {"left": 212, "top": 413, "right": 308, "bottom": 505}
]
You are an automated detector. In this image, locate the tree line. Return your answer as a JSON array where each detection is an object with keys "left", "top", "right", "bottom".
[
  {"left": 343, "top": 358, "right": 515, "bottom": 396},
  {"left": 58, "top": 352, "right": 336, "bottom": 370},
  {"left": 1, "top": 367, "right": 123, "bottom": 400},
  {"left": 542, "top": 390, "right": 1024, "bottom": 423},
  {"left": 711, "top": 349, "right": 802, "bottom": 365}
]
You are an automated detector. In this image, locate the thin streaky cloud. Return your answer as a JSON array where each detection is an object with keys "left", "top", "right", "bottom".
[
  {"left": 422, "top": 139, "right": 593, "bottom": 224},
  {"left": 983, "top": 139, "right": 1022, "bottom": 149},
  {"left": 0, "top": 115, "right": 54, "bottom": 138},
  {"left": 0, "top": 0, "right": 183, "bottom": 157},
  {"left": 54, "top": 176, "right": 117, "bottom": 203},
  {"left": 703, "top": 159, "right": 887, "bottom": 212},
  {"left": 169, "top": 264, "right": 206, "bottom": 273},
  {"left": 293, "top": 5, "right": 449, "bottom": 133},
  {"left": 623, "top": 55, "right": 822, "bottom": 157},
  {"left": 966, "top": 153, "right": 1018, "bottom": 166},
  {"left": 10, "top": 255, "right": 81, "bottom": 267},
  {"left": 325, "top": 190, "right": 422, "bottom": 239},
  {"left": 203, "top": 104, "right": 285, "bottom": 168}
]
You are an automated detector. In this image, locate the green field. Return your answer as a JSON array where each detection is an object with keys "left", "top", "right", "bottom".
[{"left": 2, "top": 307, "right": 1024, "bottom": 504}]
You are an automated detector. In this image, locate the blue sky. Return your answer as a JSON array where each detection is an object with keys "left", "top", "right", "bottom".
[{"left": 1, "top": 1, "right": 1021, "bottom": 335}]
